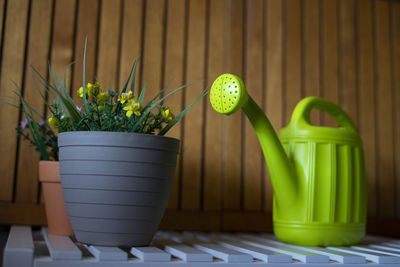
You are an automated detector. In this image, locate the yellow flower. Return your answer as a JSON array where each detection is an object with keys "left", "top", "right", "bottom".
[
  {"left": 96, "top": 92, "right": 110, "bottom": 109},
  {"left": 77, "top": 86, "right": 84, "bottom": 98},
  {"left": 48, "top": 117, "right": 58, "bottom": 127},
  {"left": 118, "top": 91, "right": 133, "bottom": 104},
  {"left": 123, "top": 99, "right": 141, "bottom": 117},
  {"left": 87, "top": 82, "right": 100, "bottom": 97},
  {"left": 161, "top": 108, "right": 175, "bottom": 126},
  {"left": 77, "top": 82, "right": 101, "bottom": 98}
]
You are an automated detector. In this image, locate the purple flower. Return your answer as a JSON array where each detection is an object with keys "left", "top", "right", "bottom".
[
  {"left": 37, "top": 120, "right": 45, "bottom": 127},
  {"left": 20, "top": 119, "right": 28, "bottom": 130}
]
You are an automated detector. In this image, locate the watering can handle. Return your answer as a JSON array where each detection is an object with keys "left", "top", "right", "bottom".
[{"left": 290, "top": 97, "right": 357, "bottom": 131}]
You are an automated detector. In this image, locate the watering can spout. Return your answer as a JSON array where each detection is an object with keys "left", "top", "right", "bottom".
[{"left": 209, "top": 74, "right": 298, "bottom": 207}]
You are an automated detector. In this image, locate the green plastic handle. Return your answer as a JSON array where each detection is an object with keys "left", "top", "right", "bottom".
[{"left": 290, "top": 97, "right": 357, "bottom": 131}]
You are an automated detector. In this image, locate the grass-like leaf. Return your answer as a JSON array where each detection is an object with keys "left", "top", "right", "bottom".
[
  {"left": 138, "top": 82, "right": 147, "bottom": 105},
  {"left": 130, "top": 81, "right": 202, "bottom": 132},
  {"left": 159, "top": 89, "right": 208, "bottom": 136}
]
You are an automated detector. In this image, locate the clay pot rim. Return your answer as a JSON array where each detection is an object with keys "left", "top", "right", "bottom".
[{"left": 39, "top": 160, "right": 60, "bottom": 183}]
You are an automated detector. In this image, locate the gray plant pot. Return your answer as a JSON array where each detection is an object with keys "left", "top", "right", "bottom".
[{"left": 58, "top": 131, "right": 180, "bottom": 246}]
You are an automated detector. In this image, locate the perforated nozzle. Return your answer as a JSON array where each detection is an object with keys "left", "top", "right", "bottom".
[{"left": 209, "top": 73, "right": 248, "bottom": 115}]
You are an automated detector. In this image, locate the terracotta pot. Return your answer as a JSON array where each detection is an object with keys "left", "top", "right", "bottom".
[{"left": 39, "top": 161, "right": 73, "bottom": 236}]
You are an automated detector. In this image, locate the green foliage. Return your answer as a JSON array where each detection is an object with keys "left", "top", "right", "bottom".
[
  {"left": 33, "top": 42, "right": 207, "bottom": 135},
  {"left": 10, "top": 42, "right": 207, "bottom": 162}
]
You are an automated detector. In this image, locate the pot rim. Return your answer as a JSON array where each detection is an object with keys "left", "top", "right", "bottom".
[
  {"left": 39, "top": 160, "right": 60, "bottom": 183},
  {"left": 58, "top": 131, "right": 179, "bottom": 142}
]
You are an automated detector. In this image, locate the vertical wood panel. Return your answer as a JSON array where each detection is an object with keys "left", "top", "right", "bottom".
[
  {"left": 203, "top": 0, "right": 225, "bottom": 211},
  {"left": 96, "top": 0, "right": 121, "bottom": 90},
  {"left": 163, "top": 0, "right": 186, "bottom": 209},
  {"left": 140, "top": 0, "right": 165, "bottom": 98},
  {"left": 303, "top": 0, "right": 320, "bottom": 125},
  {"left": 321, "top": 0, "right": 339, "bottom": 126},
  {"left": 285, "top": 0, "right": 302, "bottom": 124},
  {"left": 357, "top": 0, "right": 376, "bottom": 217},
  {"left": 338, "top": 0, "right": 357, "bottom": 122},
  {"left": 0, "top": 0, "right": 5, "bottom": 47},
  {"left": 223, "top": 0, "right": 244, "bottom": 210},
  {"left": 15, "top": 0, "right": 53, "bottom": 203},
  {"left": 181, "top": 0, "right": 206, "bottom": 210},
  {"left": 72, "top": 0, "right": 99, "bottom": 103},
  {"left": 50, "top": 0, "right": 76, "bottom": 88},
  {"left": 264, "top": 0, "right": 283, "bottom": 211},
  {"left": 374, "top": 0, "right": 395, "bottom": 218},
  {"left": 118, "top": 0, "right": 143, "bottom": 91},
  {"left": 0, "top": 0, "right": 30, "bottom": 201},
  {"left": 392, "top": 1, "right": 400, "bottom": 219},
  {"left": 244, "top": 0, "right": 263, "bottom": 211}
]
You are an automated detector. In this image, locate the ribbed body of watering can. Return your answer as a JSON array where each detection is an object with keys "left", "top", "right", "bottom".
[{"left": 209, "top": 73, "right": 367, "bottom": 246}]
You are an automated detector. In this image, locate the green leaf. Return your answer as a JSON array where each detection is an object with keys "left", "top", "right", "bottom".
[
  {"left": 130, "top": 81, "right": 202, "bottom": 132},
  {"left": 129, "top": 55, "right": 140, "bottom": 96},
  {"left": 82, "top": 38, "right": 90, "bottom": 114},
  {"left": 138, "top": 82, "right": 147, "bottom": 105},
  {"left": 159, "top": 89, "right": 208, "bottom": 136},
  {"left": 115, "top": 57, "right": 138, "bottom": 115},
  {"left": 142, "top": 78, "right": 174, "bottom": 109},
  {"left": 29, "top": 69, "right": 55, "bottom": 114},
  {"left": 16, "top": 89, "right": 50, "bottom": 160}
]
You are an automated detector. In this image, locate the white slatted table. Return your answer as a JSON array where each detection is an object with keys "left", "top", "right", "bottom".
[{"left": 2, "top": 225, "right": 400, "bottom": 267}]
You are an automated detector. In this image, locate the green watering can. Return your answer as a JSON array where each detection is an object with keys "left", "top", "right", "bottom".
[{"left": 210, "top": 74, "right": 367, "bottom": 246}]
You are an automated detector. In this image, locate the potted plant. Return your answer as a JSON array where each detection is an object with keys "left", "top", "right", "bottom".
[
  {"left": 14, "top": 98, "right": 73, "bottom": 236},
  {"left": 31, "top": 42, "right": 206, "bottom": 246}
]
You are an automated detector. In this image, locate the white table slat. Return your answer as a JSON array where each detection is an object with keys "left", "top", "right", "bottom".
[
  {"left": 352, "top": 245, "right": 400, "bottom": 257},
  {"left": 3, "top": 226, "right": 34, "bottom": 267},
  {"left": 42, "top": 227, "right": 82, "bottom": 260},
  {"left": 233, "top": 234, "right": 329, "bottom": 263},
  {"left": 152, "top": 238, "right": 213, "bottom": 262},
  {"left": 86, "top": 245, "right": 127, "bottom": 261},
  {"left": 239, "top": 234, "right": 365, "bottom": 264},
  {"left": 130, "top": 246, "right": 171, "bottom": 262},
  {"left": 165, "top": 232, "right": 253, "bottom": 263},
  {"left": 369, "top": 244, "right": 400, "bottom": 253},
  {"left": 216, "top": 239, "right": 292, "bottom": 263},
  {"left": 328, "top": 246, "right": 400, "bottom": 264},
  {"left": 191, "top": 242, "right": 253, "bottom": 263}
]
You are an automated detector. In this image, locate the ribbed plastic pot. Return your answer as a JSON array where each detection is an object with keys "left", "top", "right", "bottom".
[
  {"left": 58, "top": 131, "right": 180, "bottom": 246},
  {"left": 39, "top": 161, "right": 74, "bottom": 236}
]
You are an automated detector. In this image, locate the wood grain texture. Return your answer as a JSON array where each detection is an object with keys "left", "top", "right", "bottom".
[
  {"left": 0, "top": 0, "right": 398, "bottom": 231},
  {"left": 0, "top": 0, "right": 30, "bottom": 201},
  {"left": 223, "top": 0, "right": 244, "bottom": 210},
  {"left": 264, "top": 0, "right": 283, "bottom": 212},
  {"left": 244, "top": 0, "right": 263, "bottom": 211},
  {"left": 96, "top": 0, "right": 121, "bottom": 90},
  {"left": 203, "top": 0, "right": 225, "bottom": 211},
  {"left": 303, "top": 0, "right": 320, "bottom": 125},
  {"left": 374, "top": 0, "right": 395, "bottom": 218},
  {"left": 285, "top": 0, "right": 302, "bottom": 125},
  {"left": 181, "top": 0, "right": 206, "bottom": 210},
  {"left": 50, "top": 0, "right": 76, "bottom": 89},
  {"left": 72, "top": 0, "right": 99, "bottom": 103},
  {"left": 15, "top": 0, "right": 53, "bottom": 203},
  {"left": 118, "top": 0, "right": 143, "bottom": 91},
  {"left": 140, "top": 0, "right": 165, "bottom": 98},
  {"left": 163, "top": 0, "right": 186, "bottom": 209},
  {"left": 357, "top": 0, "right": 376, "bottom": 217},
  {"left": 321, "top": 0, "right": 339, "bottom": 127},
  {"left": 391, "top": 1, "right": 400, "bottom": 219},
  {"left": 0, "top": 0, "right": 5, "bottom": 47},
  {"left": 338, "top": 0, "right": 358, "bottom": 123}
]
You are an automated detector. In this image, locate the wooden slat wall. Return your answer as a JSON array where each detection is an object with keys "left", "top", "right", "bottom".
[{"left": 0, "top": 0, "right": 399, "bottom": 234}]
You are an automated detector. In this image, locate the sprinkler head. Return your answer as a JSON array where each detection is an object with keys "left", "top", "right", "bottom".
[{"left": 209, "top": 73, "right": 248, "bottom": 115}]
